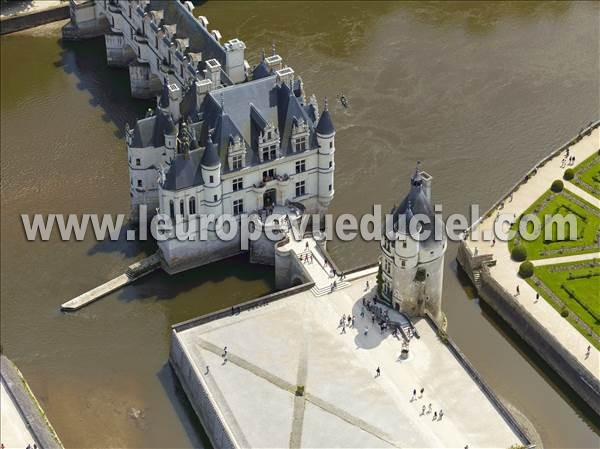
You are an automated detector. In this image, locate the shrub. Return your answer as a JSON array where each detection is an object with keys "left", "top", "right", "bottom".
[
  {"left": 560, "top": 307, "right": 569, "bottom": 318},
  {"left": 295, "top": 385, "right": 305, "bottom": 396},
  {"left": 551, "top": 179, "right": 564, "bottom": 193},
  {"left": 511, "top": 245, "right": 528, "bottom": 262},
  {"left": 563, "top": 168, "right": 574, "bottom": 181},
  {"left": 518, "top": 261, "right": 534, "bottom": 278}
]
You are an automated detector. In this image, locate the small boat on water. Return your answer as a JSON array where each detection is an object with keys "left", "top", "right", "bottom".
[{"left": 338, "top": 93, "right": 349, "bottom": 109}]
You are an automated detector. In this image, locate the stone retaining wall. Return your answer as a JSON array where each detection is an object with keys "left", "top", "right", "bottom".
[
  {"left": 424, "top": 314, "right": 534, "bottom": 447},
  {"left": 472, "top": 261, "right": 600, "bottom": 416},
  {"left": 0, "top": 355, "right": 63, "bottom": 449},
  {"left": 0, "top": 4, "right": 69, "bottom": 35}
]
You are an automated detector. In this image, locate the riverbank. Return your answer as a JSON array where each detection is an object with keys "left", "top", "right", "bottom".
[
  {"left": 1, "top": 355, "right": 63, "bottom": 449},
  {"left": 0, "top": 0, "right": 69, "bottom": 35},
  {"left": 457, "top": 123, "right": 600, "bottom": 416}
]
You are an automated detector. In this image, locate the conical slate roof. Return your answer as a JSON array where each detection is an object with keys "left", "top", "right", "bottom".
[
  {"left": 252, "top": 61, "right": 270, "bottom": 80},
  {"left": 316, "top": 99, "right": 335, "bottom": 136},
  {"left": 201, "top": 135, "right": 220, "bottom": 167}
]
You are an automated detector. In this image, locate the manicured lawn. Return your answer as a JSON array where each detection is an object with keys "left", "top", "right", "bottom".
[
  {"left": 527, "top": 260, "right": 600, "bottom": 349},
  {"left": 508, "top": 189, "right": 600, "bottom": 259},
  {"left": 573, "top": 152, "right": 600, "bottom": 199}
]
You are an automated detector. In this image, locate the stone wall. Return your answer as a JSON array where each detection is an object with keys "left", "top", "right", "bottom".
[
  {"left": 273, "top": 236, "right": 312, "bottom": 290},
  {"left": 463, "top": 255, "right": 600, "bottom": 416},
  {"left": 0, "top": 3, "right": 70, "bottom": 35},
  {"left": 0, "top": 356, "right": 63, "bottom": 449}
]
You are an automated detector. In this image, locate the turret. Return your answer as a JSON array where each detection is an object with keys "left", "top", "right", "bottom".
[
  {"left": 393, "top": 201, "right": 420, "bottom": 270},
  {"left": 316, "top": 98, "right": 335, "bottom": 210},
  {"left": 201, "top": 134, "right": 222, "bottom": 215}
]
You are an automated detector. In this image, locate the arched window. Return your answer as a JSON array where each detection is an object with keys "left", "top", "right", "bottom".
[
  {"left": 189, "top": 197, "right": 196, "bottom": 215},
  {"left": 179, "top": 200, "right": 185, "bottom": 216},
  {"left": 169, "top": 200, "right": 175, "bottom": 219}
]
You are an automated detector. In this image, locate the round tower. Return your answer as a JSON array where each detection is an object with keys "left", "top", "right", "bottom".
[
  {"left": 394, "top": 202, "right": 420, "bottom": 270},
  {"left": 316, "top": 98, "right": 335, "bottom": 213},
  {"left": 201, "top": 134, "right": 222, "bottom": 217}
]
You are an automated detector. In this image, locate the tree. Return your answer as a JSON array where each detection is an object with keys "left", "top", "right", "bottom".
[{"left": 376, "top": 263, "right": 383, "bottom": 295}]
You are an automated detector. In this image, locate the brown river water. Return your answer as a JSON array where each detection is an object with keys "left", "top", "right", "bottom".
[{"left": 1, "top": 1, "right": 599, "bottom": 447}]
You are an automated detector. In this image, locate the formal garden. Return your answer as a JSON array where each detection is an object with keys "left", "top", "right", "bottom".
[
  {"left": 571, "top": 152, "right": 600, "bottom": 199},
  {"left": 526, "top": 260, "right": 600, "bottom": 350},
  {"left": 509, "top": 188, "right": 600, "bottom": 260}
]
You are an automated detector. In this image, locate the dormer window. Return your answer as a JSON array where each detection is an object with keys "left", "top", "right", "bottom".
[
  {"left": 290, "top": 117, "right": 309, "bottom": 153},
  {"left": 228, "top": 135, "right": 246, "bottom": 171},
  {"left": 258, "top": 123, "right": 279, "bottom": 163}
]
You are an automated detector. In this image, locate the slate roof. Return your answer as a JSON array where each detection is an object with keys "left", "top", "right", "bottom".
[
  {"left": 163, "top": 148, "right": 204, "bottom": 191},
  {"left": 161, "top": 75, "right": 330, "bottom": 190},
  {"left": 131, "top": 109, "right": 176, "bottom": 148},
  {"left": 149, "top": 0, "right": 227, "bottom": 66},
  {"left": 391, "top": 171, "right": 443, "bottom": 246},
  {"left": 316, "top": 105, "right": 335, "bottom": 136}
]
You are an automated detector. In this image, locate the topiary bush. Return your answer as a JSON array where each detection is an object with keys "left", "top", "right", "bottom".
[
  {"left": 560, "top": 307, "right": 569, "bottom": 318},
  {"left": 551, "top": 179, "right": 564, "bottom": 193},
  {"left": 511, "top": 244, "right": 528, "bottom": 262},
  {"left": 518, "top": 261, "right": 534, "bottom": 278},
  {"left": 563, "top": 168, "right": 574, "bottom": 181}
]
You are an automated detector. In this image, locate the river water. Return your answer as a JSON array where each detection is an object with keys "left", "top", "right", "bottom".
[{"left": 1, "top": 1, "right": 599, "bottom": 447}]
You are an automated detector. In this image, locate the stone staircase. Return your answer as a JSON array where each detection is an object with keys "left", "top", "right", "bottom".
[{"left": 294, "top": 248, "right": 351, "bottom": 297}]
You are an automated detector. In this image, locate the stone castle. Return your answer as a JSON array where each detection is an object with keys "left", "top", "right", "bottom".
[
  {"left": 63, "top": 0, "right": 336, "bottom": 273},
  {"left": 62, "top": 0, "right": 445, "bottom": 325}
]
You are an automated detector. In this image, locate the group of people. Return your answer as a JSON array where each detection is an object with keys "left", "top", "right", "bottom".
[
  {"left": 411, "top": 388, "right": 445, "bottom": 422},
  {"left": 561, "top": 154, "right": 576, "bottom": 168}
]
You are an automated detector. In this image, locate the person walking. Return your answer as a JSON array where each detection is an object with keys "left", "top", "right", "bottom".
[
  {"left": 375, "top": 367, "right": 381, "bottom": 377},
  {"left": 364, "top": 326, "right": 369, "bottom": 336},
  {"left": 427, "top": 403, "right": 432, "bottom": 414},
  {"left": 433, "top": 411, "right": 437, "bottom": 421},
  {"left": 516, "top": 285, "right": 520, "bottom": 296},
  {"left": 439, "top": 410, "right": 444, "bottom": 420},
  {"left": 419, "top": 387, "right": 424, "bottom": 398},
  {"left": 421, "top": 405, "right": 426, "bottom": 416}
]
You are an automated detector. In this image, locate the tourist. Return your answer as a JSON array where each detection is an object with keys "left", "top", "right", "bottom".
[
  {"left": 305, "top": 241, "right": 309, "bottom": 250},
  {"left": 347, "top": 315, "right": 352, "bottom": 325},
  {"left": 412, "top": 389, "right": 417, "bottom": 401},
  {"left": 421, "top": 405, "right": 426, "bottom": 415},
  {"left": 427, "top": 403, "right": 432, "bottom": 414},
  {"left": 585, "top": 345, "right": 591, "bottom": 359},
  {"left": 366, "top": 280, "right": 370, "bottom": 290},
  {"left": 572, "top": 156, "right": 576, "bottom": 165},
  {"left": 223, "top": 346, "right": 228, "bottom": 357},
  {"left": 376, "top": 367, "right": 381, "bottom": 377},
  {"left": 439, "top": 409, "right": 444, "bottom": 420},
  {"left": 364, "top": 326, "right": 369, "bottom": 336},
  {"left": 205, "top": 365, "right": 210, "bottom": 374},
  {"left": 419, "top": 387, "right": 424, "bottom": 398},
  {"left": 516, "top": 285, "right": 520, "bottom": 296},
  {"left": 509, "top": 193, "right": 513, "bottom": 202},
  {"left": 491, "top": 238, "right": 495, "bottom": 247},
  {"left": 535, "top": 293, "right": 539, "bottom": 302},
  {"left": 566, "top": 147, "right": 570, "bottom": 157},
  {"left": 341, "top": 325, "right": 346, "bottom": 334},
  {"left": 433, "top": 411, "right": 437, "bottom": 421},
  {"left": 352, "top": 315, "right": 356, "bottom": 327}
]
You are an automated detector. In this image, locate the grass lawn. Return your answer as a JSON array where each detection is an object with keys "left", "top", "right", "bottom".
[
  {"left": 508, "top": 189, "right": 600, "bottom": 259},
  {"left": 527, "top": 260, "right": 600, "bottom": 349},
  {"left": 572, "top": 152, "right": 600, "bottom": 199}
]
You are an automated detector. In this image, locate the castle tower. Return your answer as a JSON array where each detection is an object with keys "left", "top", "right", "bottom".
[
  {"left": 201, "top": 134, "right": 223, "bottom": 217},
  {"left": 380, "top": 165, "right": 446, "bottom": 327},
  {"left": 316, "top": 98, "right": 335, "bottom": 213}
]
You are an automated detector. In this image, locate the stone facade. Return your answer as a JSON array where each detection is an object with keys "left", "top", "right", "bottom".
[
  {"left": 63, "top": 0, "right": 336, "bottom": 273},
  {"left": 379, "top": 167, "right": 446, "bottom": 326}
]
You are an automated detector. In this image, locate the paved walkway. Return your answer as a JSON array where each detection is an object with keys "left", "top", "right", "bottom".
[
  {"left": 176, "top": 270, "right": 526, "bottom": 448},
  {"left": 532, "top": 252, "right": 599, "bottom": 266},
  {"left": 1, "top": 379, "right": 38, "bottom": 448},
  {"left": 465, "top": 127, "right": 600, "bottom": 378},
  {"left": 566, "top": 180, "right": 599, "bottom": 207}
]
